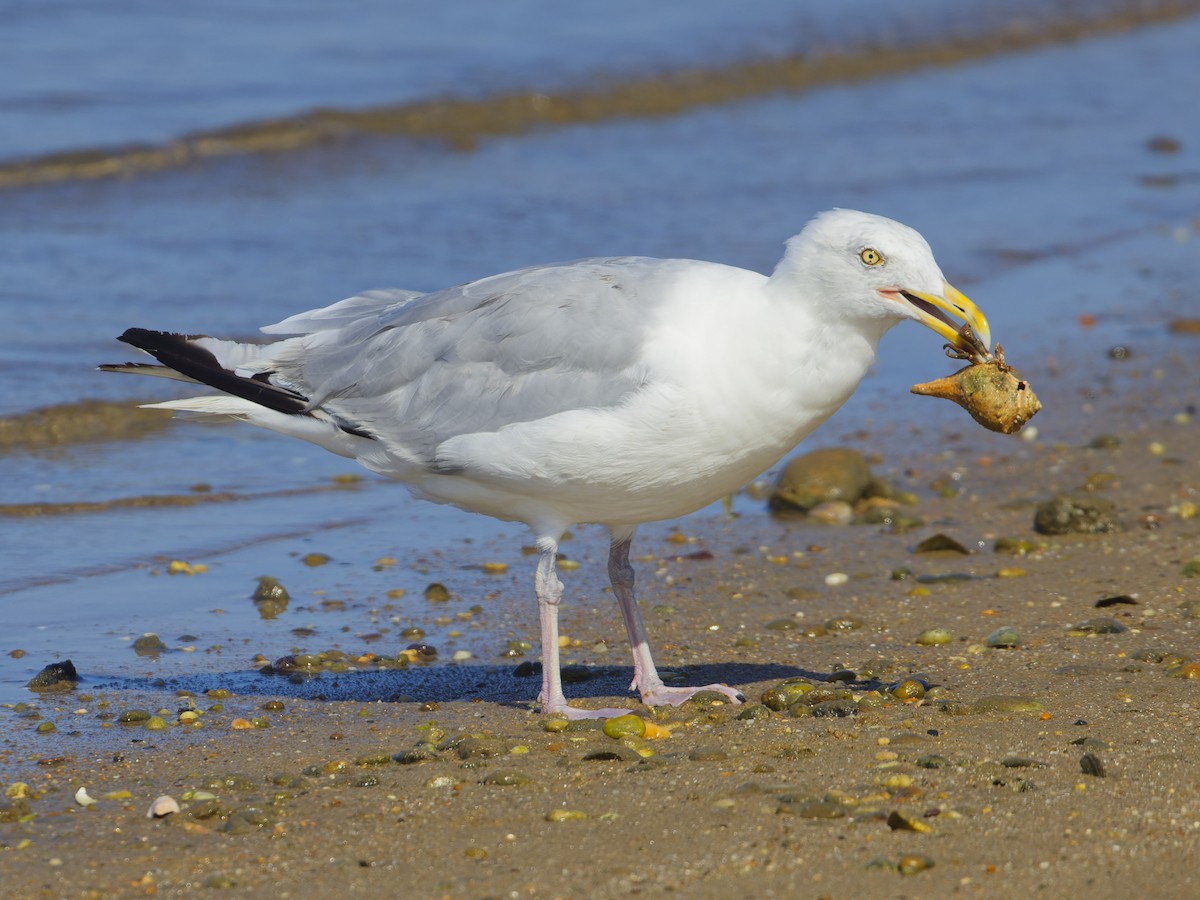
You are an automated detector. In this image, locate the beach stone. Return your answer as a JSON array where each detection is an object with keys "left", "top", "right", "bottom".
[
  {"left": 913, "top": 533, "right": 970, "bottom": 554},
  {"left": 133, "top": 633, "right": 168, "bottom": 657},
  {"left": 1034, "top": 494, "right": 1121, "bottom": 534},
  {"left": 970, "top": 695, "right": 1044, "bottom": 714},
  {"left": 986, "top": 626, "right": 1022, "bottom": 649},
  {"left": 1068, "top": 617, "right": 1128, "bottom": 635},
  {"left": 26, "top": 660, "right": 79, "bottom": 692},
  {"left": 807, "top": 500, "right": 854, "bottom": 526},
  {"left": 770, "top": 447, "right": 871, "bottom": 513}
]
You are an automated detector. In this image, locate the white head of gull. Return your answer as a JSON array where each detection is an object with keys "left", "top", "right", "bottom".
[{"left": 103, "top": 209, "right": 991, "bottom": 719}]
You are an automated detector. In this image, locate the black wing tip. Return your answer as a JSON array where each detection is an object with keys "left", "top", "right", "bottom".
[
  {"left": 117, "top": 327, "right": 209, "bottom": 351},
  {"left": 111, "top": 327, "right": 310, "bottom": 417}
]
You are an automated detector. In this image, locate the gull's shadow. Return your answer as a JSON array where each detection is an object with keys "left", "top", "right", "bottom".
[{"left": 91, "top": 661, "right": 830, "bottom": 710}]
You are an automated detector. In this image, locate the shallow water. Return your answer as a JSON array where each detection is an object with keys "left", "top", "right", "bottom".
[
  {"left": 2, "top": 0, "right": 1146, "bottom": 163},
  {"left": 2, "top": 9, "right": 1199, "bottom": 708}
]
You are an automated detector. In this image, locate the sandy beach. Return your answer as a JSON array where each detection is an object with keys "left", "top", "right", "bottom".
[{"left": 2, "top": 330, "right": 1197, "bottom": 898}]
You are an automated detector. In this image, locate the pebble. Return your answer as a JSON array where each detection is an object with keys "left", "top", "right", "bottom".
[
  {"left": 252, "top": 576, "right": 290, "bottom": 602},
  {"left": 423, "top": 582, "right": 451, "bottom": 602},
  {"left": 769, "top": 447, "right": 872, "bottom": 513},
  {"left": 603, "top": 715, "right": 646, "bottom": 740},
  {"left": 897, "top": 855, "right": 935, "bottom": 875},
  {"left": 583, "top": 747, "right": 641, "bottom": 762},
  {"left": 891, "top": 680, "right": 927, "bottom": 701},
  {"left": 887, "top": 810, "right": 933, "bottom": 833},
  {"left": 132, "top": 633, "right": 169, "bottom": 657},
  {"left": 807, "top": 500, "right": 854, "bottom": 526},
  {"left": 969, "top": 695, "right": 1044, "bottom": 714},
  {"left": 546, "top": 809, "right": 588, "bottom": 822},
  {"left": 986, "top": 626, "right": 1022, "bottom": 649},
  {"left": 25, "top": 659, "right": 79, "bottom": 692},
  {"left": 916, "top": 754, "right": 950, "bottom": 769},
  {"left": 1067, "top": 617, "right": 1128, "bottom": 635},
  {"left": 913, "top": 533, "right": 970, "bottom": 554},
  {"left": 1167, "top": 663, "right": 1200, "bottom": 679},
  {"left": 915, "top": 628, "right": 952, "bottom": 646},
  {"left": 758, "top": 686, "right": 816, "bottom": 715},
  {"left": 1034, "top": 494, "right": 1122, "bottom": 535},
  {"left": 147, "top": 795, "right": 180, "bottom": 818}
]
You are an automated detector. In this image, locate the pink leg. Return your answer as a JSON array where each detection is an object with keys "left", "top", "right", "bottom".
[
  {"left": 608, "top": 532, "right": 744, "bottom": 708},
  {"left": 534, "top": 537, "right": 631, "bottom": 720}
]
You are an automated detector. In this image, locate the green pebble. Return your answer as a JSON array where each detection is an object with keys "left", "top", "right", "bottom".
[
  {"left": 355, "top": 754, "right": 393, "bottom": 767},
  {"left": 970, "top": 695, "right": 1044, "bottom": 714},
  {"left": 35, "top": 721, "right": 56, "bottom": 734},
  {"left": 891, "top": 680, "right": 927, "bottom": 701},
  {"left": 986, "top": 626, "right": 1022, "bottom": 649},
  {"left": 602, "top": 714, "right": 646, "bottom": 740},
  {"left": 916, "top": 628, "right": 952, "bottom": 646},
  {"left": 546, "top": 809, "right": 588, "bottom": 822},
  {"left": 118, "top": 709, "right": 152, "bottom": 725},
  {"left": 423, "top": 582, "right": 451, "bottom": 602},
  {"left": 188, "top": 799, "right": 222, "bottom": 819},
  {"left": 144, "top": 716, "right": 168, "bottom": 731},
  {"left": 760, "top": 682, "right": 813, "bottom": 711}
]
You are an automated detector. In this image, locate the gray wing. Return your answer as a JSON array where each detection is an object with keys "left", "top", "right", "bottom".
[
  {"left": 260, "top": 288, "right": 425, "bottom": 335},
  {"left": 261, "top": 257, "right": 679, "bottom": 465}
]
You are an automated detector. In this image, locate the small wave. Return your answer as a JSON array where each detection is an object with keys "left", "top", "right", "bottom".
[{"left": 1, "top": 0, "right": 1195, "bottom": 190}]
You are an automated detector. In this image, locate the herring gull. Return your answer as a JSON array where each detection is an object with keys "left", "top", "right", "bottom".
[{"left": 102, "top": 209, "right": 991, "bottom": 718}]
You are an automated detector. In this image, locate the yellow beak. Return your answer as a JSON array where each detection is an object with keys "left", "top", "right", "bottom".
[{"left": 899, "top": 282, "right": 992, "bottom": 361}]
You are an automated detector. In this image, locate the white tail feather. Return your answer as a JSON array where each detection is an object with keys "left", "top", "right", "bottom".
[{"left": 142, "top": 396, "right": 363, "bottom": 459}]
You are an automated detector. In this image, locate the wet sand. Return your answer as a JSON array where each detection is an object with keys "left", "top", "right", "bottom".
[{"left": 2, "top": 335, "right": 1197, "bottom": 898}]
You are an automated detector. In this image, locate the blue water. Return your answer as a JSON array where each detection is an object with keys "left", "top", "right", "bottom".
[
  {"left": 1, "top": 3, "right": 1198, "bottom": 711},
  {"left": 0, "top": 0, "right": 1088, "bottom": 161}
]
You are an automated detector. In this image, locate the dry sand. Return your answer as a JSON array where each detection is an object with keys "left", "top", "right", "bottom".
[{"left": 1, "top": 338, "right": 1198, "bottom": 899}]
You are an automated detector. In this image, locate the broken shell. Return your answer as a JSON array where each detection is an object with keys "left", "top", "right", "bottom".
[
  {"left": 147, "top": 795, "right": 181, "bottom": 818},
  {"left": 74, "top": 787, "right": 97, "bottom": 807},
  {"left": 911, "top": 356, "right": 1041, "bottom": 434}
]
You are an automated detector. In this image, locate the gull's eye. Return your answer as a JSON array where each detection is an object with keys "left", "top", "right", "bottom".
[{"left": 859, "top": 247, "right": 884, "bottom": 266}]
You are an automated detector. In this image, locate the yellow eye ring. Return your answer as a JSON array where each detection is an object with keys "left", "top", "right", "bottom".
[{"left": 860, "top": 248, "right": 884, "bottom": 266}]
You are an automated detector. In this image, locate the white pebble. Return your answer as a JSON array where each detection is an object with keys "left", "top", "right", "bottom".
[
  {"left": 146, "top": 795, "right": 180, "bottom": 818},
  {"left": 825, "top": 572, "right": 849, "bottom": 586},
  {"left": 452, "top": 650, "right": 473, "bottom": 662}
]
